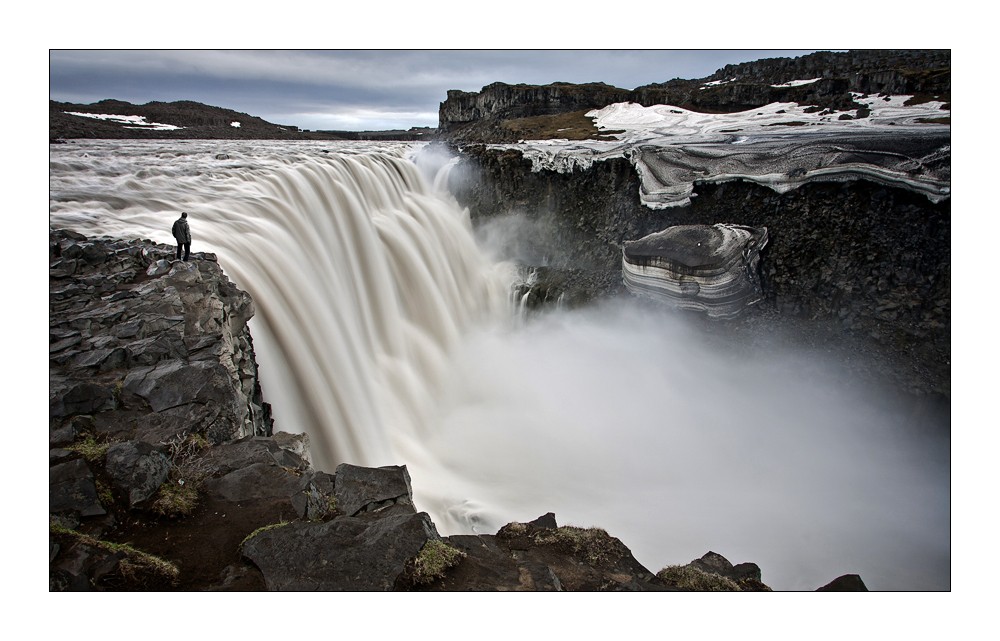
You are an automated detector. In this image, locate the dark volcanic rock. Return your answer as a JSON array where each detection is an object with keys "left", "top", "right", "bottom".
[
  {"left": 123, "top": 359, "right": 237, "bottom": 413},
  {"left": 48, "top": 229, "right": 273, "bottom": 447},
  {"left": 242, "top": 507, "right": 441, "bottom": 591},
  {"left": 528, "top": 512, "right": 558, "bottom": 529},
  {"left": 203, "top": 462, "right": 314, "bottom": 516},
  {"left": 105, "top": 441, "right": 170, "bottom": 507},
  {"left": 436, "top": 519, "right": 676, "bottom": 592},
  {"left": 453, "top": 146, "right": 950, "bottom": 399},
  {"left": 817, "top": 574, "right": 869, "bottom": 591},
  {"left": 50, "top": 459, "right": 106, "bottom": 518},
  {"left": 334, "top": 462, "right": 415, "bottom": 516},
  {"left": 688, "top": 551, "right": 765, "bottom": 585},
  {"left": 198, "top": 435, "right": 311, "bottom": 477},
  {"left": 439, "top": 50, "right": 950, "bottom": 142}
]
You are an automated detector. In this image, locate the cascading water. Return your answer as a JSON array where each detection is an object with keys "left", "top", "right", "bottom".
[
  {"left": 49, "top": 139, "right": 515, "bottom": 525},
  {"left": 50, "top": 140, "right": 949, "bottom": 590}
]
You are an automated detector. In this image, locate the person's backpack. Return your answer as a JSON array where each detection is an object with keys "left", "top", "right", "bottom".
[{"left": 172, "top": 219, "right": 180, "bottom": 238}]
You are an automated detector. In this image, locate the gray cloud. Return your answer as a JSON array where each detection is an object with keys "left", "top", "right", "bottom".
[{"left": 50, "top": 50, "right": 821, "bottom": 131}]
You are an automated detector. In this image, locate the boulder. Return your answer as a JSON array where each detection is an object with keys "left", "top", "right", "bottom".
[
  {"left": 202, "top": 462, "right": 316, "bottom": 519},
  {"left": 198, "top": 436, "right": 311, "bottom": 477},
  {"left": 334, "top": 463, "right": 414, "bottom": 517},
  {"left": 490, "top": 520, "right": 673, "bottom": 592},
  {"left": 672, "top": 551, "right": 770, "bottom": 591},
  {"left": 434, "top": 534, "right": 527, "bottom": 590},
  {"left": 528, "top": 512, "right": 558, "bottom": 529},
  {"left": 688, "top": 550, "right": 736, "bottom": 576},
  {"left": 817, "top": 574, "right": 869, "bottom": 591},
  {"left": 105, "top": 441, "right": 170, "bottom": 507},
  {"left": 50, "top": 458, "right": 106, "bottom": 517},
  {"left": 272, "top": 431, "right": 312, "bottom": 466},
  {"left": 49, "top": 421, "right": 79, "bottom": 447},
  {"left": 146, "top": 259, "right": 172, "bottom": 276},
  {"left": 242, "top": 508, "right": 440, "bottom": 591}
]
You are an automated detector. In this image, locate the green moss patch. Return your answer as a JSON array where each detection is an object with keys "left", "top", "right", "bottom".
[
  {"left": 151, "top": 433, "right": 211, "bottom": 517},
  {"left": 402, "top": 540, "right": 466, "bottom": 587},
  {"left": 50, "top": 522, "right": 180, "bottom": 588},
  {"left": 240, "top": 521, "right": 291, "bottom": 550},
  {"left": 656, "top": 565, "right": 743, "bottom": 591},
  {"left": 497, "top": 523, "right": 625, "bottom": 567},
  {"left": 67, "top": 434, "right": 110, "bottom": 464},
  {"left": 150, "top": 477, "right": 199, "bottom": 517}
]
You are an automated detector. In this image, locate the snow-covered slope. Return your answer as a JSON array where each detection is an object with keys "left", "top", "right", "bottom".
[{"left": 493, "top": 95, "right": 950, "bottom": 208}]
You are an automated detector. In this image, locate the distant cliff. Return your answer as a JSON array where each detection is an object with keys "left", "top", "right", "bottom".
[
  {"left": 49, "top": 99, "right": 437, "bottom": 141},
  {"left": 439, "top": 49, "right": 951, "bottom": 142}
]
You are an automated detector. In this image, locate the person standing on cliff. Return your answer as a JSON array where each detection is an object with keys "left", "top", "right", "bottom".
[{"left": 171, "top": 212, "right": 192, "bottom": 261}]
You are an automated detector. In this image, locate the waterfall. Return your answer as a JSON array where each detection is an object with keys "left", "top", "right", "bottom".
[
  {"left": 49, "top": 139, "right": 511, "bottom": 474},
  {"left": 50, "top": 140, "right": 949, "bottom": 590}
]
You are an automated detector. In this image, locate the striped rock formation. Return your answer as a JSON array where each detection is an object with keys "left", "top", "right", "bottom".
[{"left": 622, "top": 224, "right": 768, "bottom": 319}]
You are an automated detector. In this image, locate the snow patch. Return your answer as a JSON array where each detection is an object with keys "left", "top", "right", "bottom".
[
  {"left": 700, "top": 77, "right": 737, "bottom": 89},
  {"left": 770, "top": 78, "right": 822, "bottom": 88},
  {"left": 509, "top": 97, "right": 950, "bottom": 208},
  {"left": 231, "top": 121, "right": 241, "bottom": 128},
  {"left": 64, "top": 112, "right": 183, "bottom": 131}
]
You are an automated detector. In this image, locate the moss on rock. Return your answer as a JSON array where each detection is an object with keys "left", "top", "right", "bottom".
[
  {"left": 404, "top": 540, "right": 466, "bottom": 586},
  {"left": 656, "top": 565, "right": 743, "bottom": 591}
]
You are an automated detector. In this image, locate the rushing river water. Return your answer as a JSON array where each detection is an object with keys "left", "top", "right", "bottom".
[{"left": 49, "top": 140, "right": 949, "bottom": 590}]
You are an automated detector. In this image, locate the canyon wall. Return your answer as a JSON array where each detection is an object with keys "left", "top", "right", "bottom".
[
  {"left": 439, "top": 50, "right": 951, "bottom": 142},
  {"left": 449, "top": 145, "right": 951, "bottom": 398}
]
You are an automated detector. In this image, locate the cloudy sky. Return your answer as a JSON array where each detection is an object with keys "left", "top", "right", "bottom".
[{"left": 50, "top": 50, "right": 823, "bottom": 131}]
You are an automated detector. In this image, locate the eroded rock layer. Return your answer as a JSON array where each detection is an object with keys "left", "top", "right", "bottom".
[{"left": 622, "top": 224, "right": 768, "bottom": 319}]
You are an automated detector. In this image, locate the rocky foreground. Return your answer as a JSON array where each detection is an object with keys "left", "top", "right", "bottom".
[{"left": 49, "top": 229, "right": 867, "bottom": 591}]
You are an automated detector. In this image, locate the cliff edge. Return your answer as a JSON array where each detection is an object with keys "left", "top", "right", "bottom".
[{"left": 439, "top": 49, "right": 950, "bottom": 142}]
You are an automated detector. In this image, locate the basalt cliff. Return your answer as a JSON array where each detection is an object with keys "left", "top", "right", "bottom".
[
  {"left": 439, "top": 49, "right": 950, "bottom": 142},
  {"left": 447, "top": 146, "right": 950, "bottom": 403}
]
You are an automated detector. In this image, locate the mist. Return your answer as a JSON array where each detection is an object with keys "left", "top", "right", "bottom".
[
  {"left": 409, "top": 178, "right": 950, "bottom": 591},
  {"left": 414, "top": 297, "right": 950, "bottom": 591}
]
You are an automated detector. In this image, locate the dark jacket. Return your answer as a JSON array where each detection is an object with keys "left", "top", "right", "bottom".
[{"left": 172, "top": 217, "right": 191, "bottom": 243}]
